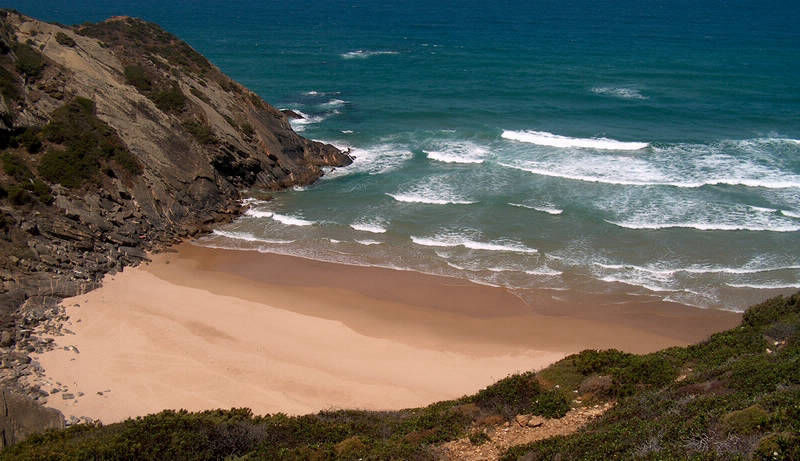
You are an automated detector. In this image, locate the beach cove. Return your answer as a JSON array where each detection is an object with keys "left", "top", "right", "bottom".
[{"left": 36, "top": 243, "right": 739, "bottom": 423}]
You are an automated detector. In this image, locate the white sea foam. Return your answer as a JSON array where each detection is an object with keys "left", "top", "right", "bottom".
[
  {"left": 320, "top": 99, "right": 347, "bottom": 108},
  {"left": 304, "top": 90, "right": 319, "bottom": 95},
  {"left": 341, "top": 130, "right": 354, "bottom": 134},
  {"left": 501, "top": 130, "right": 649, "bottom": 150},
  {"left": 423, "top": 141, "right": 489, "bottom": 164},
  {"left": 350, "top": 222, "right": 387, "bottom": 233},
  {"left": 410, "top": 235, "right": 537, "bottom": 254},
  {"left": 749, "top": 205, "right": 778, "bottom": 213},
  {"left": 591, "top": 87, "right": 647, "bottom": 100},
  {"left": 387, "top": 193, "right": 476, "bottom": 205},
  {"left": 446, "top": 262, "right": 465, "bottom": 270},
  {"left": 605, "top": 220, "right": 800, "bottom": 232},
  {"left": 499, "top": 137, "right": 800, "bottom": 189},
  {"left": 726, "top": 282, "right": 800, "bottom": 289},
  {"left": 341, "top": 50, "right": 399, "bottom": 59},
  {"left": 287, "top": 109, "right": 328, "bottom": 132},
  {"left": 244, "top": 209, "right": 273, "bottom": 218},
  {"left": 508, "top": 203, "right": 563, "bottom": 215},
  {"left": 594, "top": 261, "right": 800, "bottom": 276},
  {"left": 524, "top": 267, "right": 563, "bottom": 276},
  {"left": 323, "top": 142, "right": 413, "bottom": 178},
  {"left": 599, "top": 275, "right": 673, "bottom": 292},
  {"left": 355, "top": 239, "right": 382, "bottom": 246},
  {"left": 271, "top": 213, "right": 315, "bottom": 226},
  {"left": 211, "top": 230, "right": 294, "bottom": 244},
  {"left": 387, "top": 176, "right": 476, "bottom": 205},
  {"left": 782, "top": 210, "right": 800, "bottom": 218}
]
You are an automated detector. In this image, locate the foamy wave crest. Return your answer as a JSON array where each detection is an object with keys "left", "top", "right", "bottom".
[
  {"left": 212, "top": 230, "right": 294, "bottom": 244},
  {"left": 525, "top": 268, "right": 563, "bottom": 276},
  {"left": 320, "top": 99, "right": 347, "bottom": 108},
  {"left": 605, "top": 220, "right": 800, "bottom": 232},
  {"left": 501, "top": 130, "right": 649, "bottom": 150},
  {"left": 355, "top": 239, "right": 382, "bottom": 246},
  {"left": 287, "top": 110, "right": 328, "bottom": 132},
  {"left": 244, "top": 209, "right": 274, "bottom": 218},
  {"left": 341, "top": 50, "right": 399, "bottom": 59},
  {"left": 350, "top": 222, "right": 387, "bottom": 233},
  {"left": 423, "top": 141, "right": 488, "bottom": 164},
  {"left": 410, "top": 235, "right": 537, "bottom": 254},
  {"left": 499, "top": 137, "right": 800, "bottom": 189},
  {"left": 387, "top": 193, "right": 475, "bottom": 205},
  {"left": 508, "top": 203, "right": 563, "bottom": 215},
  {"left": 387, "top": 176, "right": 476, "bottom": 205},
  {"left": 599, "top": 275, "right": 673, "bottom": 292},
  {"left": 591, "top": 87, "right": 647, "bottom": 100},
  {"left": 324, "top": 142, "right": 413, "bottom": 178},
  {"left": 782, "top": 210, "right": 800, "bottom": 218},
  {"left": 271, "top": 213, "right": 315, "bottom": 226},
  {"left": 727, "top": 282, "right": 800, "bottom": 289},
  {"left": 595, "top": 261, "right": 800, "bottom": 276}
]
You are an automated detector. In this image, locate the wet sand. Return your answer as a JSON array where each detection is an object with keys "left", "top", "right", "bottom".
[{"left": 36, "top": 243, "right": 741, "bottom": 423}]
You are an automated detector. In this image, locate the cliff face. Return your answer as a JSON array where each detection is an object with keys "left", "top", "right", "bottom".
[{"left": 0, "top": 10, "right": 350, "bottom": 406}]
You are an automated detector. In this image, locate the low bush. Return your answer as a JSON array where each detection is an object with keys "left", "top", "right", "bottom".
[
  {"left": 54, "top": 31, "right": 76, "bottom": 47},
  {"left": 13, "top": 42, "right": 44, "bottom": 78},
  {"left": 123, "top": 64, "right": 151, "bottom": 91},
  {"left": 39, "top": 97, "right": 140, "bottom": 187},
  {"left": 182, "top": 120, "right": 216, "bottom": 145},
  {"left": 1, "top": 151, "right": 32, "bottom": 181},
  {"left": 152, "top": 86, "right": 186, "bottom": 113}
]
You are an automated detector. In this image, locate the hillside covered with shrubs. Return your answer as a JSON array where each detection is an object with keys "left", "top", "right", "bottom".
[{"left": 4, "top": 293, "right": 798, "bottom": 460}]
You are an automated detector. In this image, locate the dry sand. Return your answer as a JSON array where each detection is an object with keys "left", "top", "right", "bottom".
[{"left": 36, "top": 243, "right": 740, "bottom": 423}]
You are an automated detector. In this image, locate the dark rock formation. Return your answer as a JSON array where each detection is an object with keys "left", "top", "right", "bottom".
[{"left": 0, "top": 388, "right": 63, "bottom": 449}]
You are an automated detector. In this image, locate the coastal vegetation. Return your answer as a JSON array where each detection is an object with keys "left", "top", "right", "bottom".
[{"left": 4, "top": 293, "right": 798, "bottom": 460}]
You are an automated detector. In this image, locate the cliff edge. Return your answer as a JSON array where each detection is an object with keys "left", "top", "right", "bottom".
[{"left": 0, "top": 9, "right": 350, "bottom": 424}]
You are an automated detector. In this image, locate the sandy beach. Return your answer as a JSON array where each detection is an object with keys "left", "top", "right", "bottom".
[{"left": 35, "top": 243, "right": 741, "bottom": 423}]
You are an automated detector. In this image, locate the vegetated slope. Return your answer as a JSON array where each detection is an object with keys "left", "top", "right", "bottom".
[
  {"left": 4, "top": 293, "right": 798, "bottom": 460},
  {"left": 0, "top": 9, "right": 350, "bottom": 410}
]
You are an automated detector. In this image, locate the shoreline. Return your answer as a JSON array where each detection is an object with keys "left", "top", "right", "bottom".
[{"left": 34, "top": 243, "right": 741, "bottom": 423}]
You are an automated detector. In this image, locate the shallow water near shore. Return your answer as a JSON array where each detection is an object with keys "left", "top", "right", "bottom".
[{"left": 11, "top": 0, "right": 800, "bottom": 310}]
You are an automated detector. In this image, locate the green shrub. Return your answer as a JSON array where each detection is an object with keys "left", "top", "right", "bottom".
[
  {"left": 14, "top": 127, "right": 42, "bottom": 153},
  {"left": 152, "top": 86, "right": 186, "bottom": 113},
  {"left": 573, "top": 349, "right": 633, "bottom": 375},
  {"left": 0, "top": 65, "right": 20, "bottom": 100},
  {"left": 721, "top": 405, "right": 769, "bottom": 434},
  {"left": 6, "top": 183, "right": 30, "bottom": 205},
  {"left": 13, "top": 42, "right": 45, "bottom": 78},
  {"left": 189, "top": 86, "right": 210, "bottom": 104},
  {"left": 469, "top": 431, "right": 490, "bottom": 445},
  {"left": 1, "top": 151, "right": 32, "bottom": 181},
  {"left": 744, "top": 294, "right": 800, "bottom": 328},
  {"left": 530, "top": 390, "right": 570, "bottom": 419},
  {"left": 54, "top": 32, "right": 76, "bottom": 47},
  {"left": 39, "top": 97, "right": 139, "bottom": 187},
  {"left": 183, "top": 120, "right": 216, "bottom": 145},
  {"left": 471, "top": 372, "right": 543, "bottom": 417},
  {"left": 123, "top": 64, "right": 151, "bottom": 91}
]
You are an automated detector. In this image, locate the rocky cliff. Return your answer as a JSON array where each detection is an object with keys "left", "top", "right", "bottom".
[{"left": 0, "top": 9, "right": 350, "bottom": 417}]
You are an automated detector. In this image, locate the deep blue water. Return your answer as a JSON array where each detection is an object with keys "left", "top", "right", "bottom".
[{"left": 10, "top": 0, "right": 800, "bottom": 310}]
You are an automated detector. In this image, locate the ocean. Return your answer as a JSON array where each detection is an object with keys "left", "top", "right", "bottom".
[{"left": 12, "top": 0, "right": 800, "bottom": 310}]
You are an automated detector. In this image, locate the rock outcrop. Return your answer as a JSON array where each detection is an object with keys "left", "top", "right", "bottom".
[{"left": 0, "top": 9, "right": 351, "bottom": 440}]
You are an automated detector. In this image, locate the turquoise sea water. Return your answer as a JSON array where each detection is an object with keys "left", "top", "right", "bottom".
[{"left": 12, "top": 0, "right": 800, "bottom": 310}]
